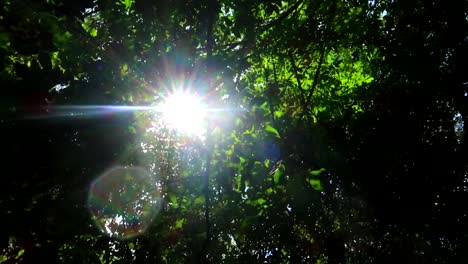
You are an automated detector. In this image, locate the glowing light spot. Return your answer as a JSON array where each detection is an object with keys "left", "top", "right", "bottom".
[
  {"left": 160, "top": 90, "right": 207, "bottom": 137},
  {"left": 87, "top": 166, "right": 161, "bottom": 239}
]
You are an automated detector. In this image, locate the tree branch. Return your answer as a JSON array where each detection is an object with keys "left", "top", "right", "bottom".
[
  {"left": 260, "top": 0, "right": 305, "bottom": 32},
  {"left": 306, "top": 47, "right": 326, "bottom": 105},
  {"left": 201, "top": 1, "right": 218, "bottom": 262},
  {"left": 201, "top": 143, "right": 212, "bottom": 262},
  {"left": 288, "top": 52, "right": 310, "bottom": 122},
  {"left": 264, "top": 67, "right": 277, "bottom": 126}
]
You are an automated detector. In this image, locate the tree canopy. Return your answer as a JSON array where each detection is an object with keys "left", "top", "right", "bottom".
[{"left": 1, "top": 0, "right": 468, "bottom": 263}]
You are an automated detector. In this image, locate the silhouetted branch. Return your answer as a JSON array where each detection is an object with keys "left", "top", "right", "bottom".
[
  {"left": 306, "top": 47, "right": 326, "bottom": 105},
  {"left": 200, "top": 0, "right": 218, "bottom": 262}
]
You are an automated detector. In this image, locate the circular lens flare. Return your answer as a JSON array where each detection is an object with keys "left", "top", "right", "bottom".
[
  {"left": 87, "top": 166, "right": 161, "bottom": 239},
  {"left": 160, "top": 90, "right": 207, "bottom": 137}
]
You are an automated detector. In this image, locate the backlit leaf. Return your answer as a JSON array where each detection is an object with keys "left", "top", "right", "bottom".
[
  {"left": 175, "top": 218, "right": 185, "bottom": 229},
  {"left": 309, "top": 179, "right": 323, "bottom": 191},
  {"left": 257, "top": 198, "right": 266, "bottom": 205},
  {"left": 309, "top": 168, "right": 326, "bottom": 176},
  {"left": 265, "top": 124, "right": 280, "bottom": 138}
]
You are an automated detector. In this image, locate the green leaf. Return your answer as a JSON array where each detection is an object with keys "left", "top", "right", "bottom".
[
  {"left": 16, "top": 249, "right": 24, "bottom": 259},
  {"left": 82, "top": 18, "right": 98, "bottom": 37},
  {"left": 257, "top": 198, "right": 266, "bottom": 205},
  {"left": 264, "top": 159, "right": 270, "bottom": 168},
  {"left": 89, "top": 28, "right": 98, "bottom": 37},
  {"left": 169, "top": 194, "right": 177, "bottom": 207},
  {"left": 265, "top": 124, "right": 280, "bottom": 138},
  {"left": 128, "top": 125, "right": 136, "bottom": 134},
  {"left": 273, "top": 163, "right": 285, "bottom": 184},
  {"left": 120, "top": 63, "right": 129, "bottom": 76},
  {"left": 128, "top": 242, "right": 134, "bottom": 250},
  {"left": 175, "top": 218, "right": 185, "bottom": 229},
  {"left": 194, "top": 196, "right": 205, "bottom": 205},
  {"left": 53, "top": 31, "right": 72, "bottom": 47},
  {"left": 50, "top": 51, "right": 65, "bottom": 73},
  {"left": 239, "top": 156, "right": 246, "bottom": 164},
  {"left": 274, "top": 110, "right": 285, "bottom": 119},
  {"left": 120, "top": 0, "right": 134, "bottom": 12},
  {"left": 309, "top": 168, "right": 326, "bottom": 176},
  {"left": 308, "top": 179, "right": 323, "bottom": 191},
  {"left": 274, "top": 169, "right": 282, "bottom": 184},
  {"left": 266, "top": 187, "right": 274, "bottom": 194},
  {"left": 270, "top": 163, "right": 286, "bottom": 184}
]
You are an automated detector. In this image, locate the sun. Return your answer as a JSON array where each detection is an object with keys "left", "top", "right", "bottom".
[{"left": 160, "top": 90, "right": 207, "bottom": 137}]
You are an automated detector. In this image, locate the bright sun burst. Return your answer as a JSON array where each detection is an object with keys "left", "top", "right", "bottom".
[{"left": 160, "top": 90, "right": 207, "bottom": 137}]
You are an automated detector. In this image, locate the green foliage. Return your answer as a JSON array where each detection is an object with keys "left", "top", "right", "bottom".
[
  {"left": 81, "top": 14, "right": 99, "bottom": 37},
  {"left": 2, "top": 0, "right": 468, "bottom": 263},
  {"left": 118, "top": 0, "right": 134, "bottom": 13}
]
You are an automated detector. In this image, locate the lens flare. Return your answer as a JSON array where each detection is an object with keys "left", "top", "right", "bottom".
[
  {"left": 87, "top": 166, "right": 161, "bottom": 239},
  {"left": 160, "top": 90, "right": 207, "bottom": 137}
]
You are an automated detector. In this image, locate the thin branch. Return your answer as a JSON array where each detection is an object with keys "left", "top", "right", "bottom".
[
  {"left": 215, "top": 0, "right": 304, "bottom": 61},
  {"left": 288, "top": 52, "right": 308, "bottom": 116},
  {"left": 273, "top": 61, "right": 280, "bottom": 91},
  {"left": 219, "top": 40, "right": 247, "bottom": 50},
  {"left": 260, "top": 0, "right": 305, "bottom": 32},
  {"left": 272, "top": 61, "right": 282, "bottom": 125},
  {"left": 202, "top": 144, "right": 213, "bottom": 261},
  {"left": 289, "top": 52, "right": 319, "bottom": 132},
  {"left": 201, "top": 1, "right": 218, "bottom": 262},
  {"left": 306, "top": 47, "right": 326, "bottom": 105},
  {"left": 264, "top": 67, "right": 276, "bottom": 126}
]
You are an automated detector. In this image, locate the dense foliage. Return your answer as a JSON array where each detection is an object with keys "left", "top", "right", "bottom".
[{"left": 2, "top": 0, "right": 468, "bottom": 263}]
